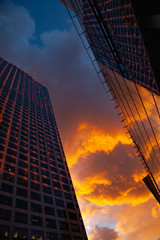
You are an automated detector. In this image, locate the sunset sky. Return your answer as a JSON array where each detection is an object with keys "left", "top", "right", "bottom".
[{"left": 0, "top": 0, "right": 160, "bottom": 239}]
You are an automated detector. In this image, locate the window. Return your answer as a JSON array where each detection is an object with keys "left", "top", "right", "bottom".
[
  {"left": 54, "top": 189, "right": 62, "bottom": 198},
  {"left": 16, "top": 199, "right": 28, "bottom": 210},
  {"left": 5, "top": 155, "right": 16, "bottom": 164},
  {"left": 4, "top": 163, "right": 15, "bottom": 173},
  {"left": 67, "top": 202, "right": 75, "bottom": 210},
  {"left": 69, "top": 212, "right": 77, "bottom": 220},
  {"left": 71, "top": 223, "right": 80, "bottom": 232},
  {"left": 1, "top": 182, "right": 13, "bottom": 193},
  {"left": 43, "top": 186, "right": 52, "bottom": 194},
  {"left": 13, "top": 228, "right": 27, "bottom": 239},
  {"left": 31, "top": 230, "right": 44, "bottom": 240},
  {"left": 61, "top": 234, "right": 70, "bottom": 240},
  {"left": 47, "top": 232, "right": 58, "bottom": 240},
  {"left": 46, "top": 219, "right": 56, "bottom": 229},
  {"left": 17, "top": 177, "right": 28, "bottom": 186},
  {"left": 53, "top": 181, "right": 61, "bottom": 189},
  {"left": 31, "top": 192, "right": 41, "bottom": 201},
  {"left": 63, "top": 185, "right": 70, "bottom": 192},
  {"left": 16, "top": 187, "right": 28, "bottom": 198},
  {"left": 15, "top": 212, "right": 28, "bottom": 224},
  {"left": 64, "top": 193, "right": 72, "bottom": 200},
  {"left": 57, "top": 209, "right": 66, "bottom": 218},
  {"left": 3, "top": 172, "right": 14, "bottom": 182},
  {"left": 0, "top": 194, "right": 12, "bottom": 206},
  {"left": 59, "top": 221, "right": 69, "bottom": 231},
  {"left": 18, "top": 161, "right": 28, "bottom": 168},
  {"left": 31, "top": 182, "right": 40, "bottom": 191},
  {"left": 31, "top": 202, "right": 42, "bottom": 213},
  {"left": 42, "top": 177, "right": 50, "bottom": 185},
  {"left": 55, "top": 198, "right": 64, "bottom": 207},
  {"left": 0, "top": 208, "right": 11, "bottom": 221},
  {"left": 18, "top": 168, "right": 27, "bottom": 177},
  {"left": 73, "top": 237, "right": 82, "bottom": 240},
  {"left": 44, "top": 195, "right": 53, "bottom": 204},
  {"left": 31, "top": 215, "right": 43, "bottom": 226},
  {"left": 45, "top": 206, "right": 54, "bottom": 216},
  {"left": 0, "top": 225, "right": 10, "bottom": 239}
]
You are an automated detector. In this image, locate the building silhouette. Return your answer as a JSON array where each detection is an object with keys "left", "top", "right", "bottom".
[
  {"left": 0, "top": 57, "right": 88, "bottom": 240},
  {"left": 61, "top": 0, "right": 160, "bottom": 203}
]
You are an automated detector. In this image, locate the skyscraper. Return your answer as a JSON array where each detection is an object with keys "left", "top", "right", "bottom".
[
  {"left": 60, "top": 0, "right": 160, "bottom": 203},
  {"left": 0, "top": 57, "right": 88, "bottom": 240}
]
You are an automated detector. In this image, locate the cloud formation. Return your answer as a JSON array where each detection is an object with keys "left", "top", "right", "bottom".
[
  {"left": 89, "top": 225, "right": 119, "bottom": 240},
  {"left": 0, "top": 1, "right": 160, "bottom": 240}
]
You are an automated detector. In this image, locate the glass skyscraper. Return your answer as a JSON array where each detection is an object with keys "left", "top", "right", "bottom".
[
  {"left": 0, "top": 57, "right": 88, "bottom": 240},
  {"left": 61, "top": 0, "right": 160, "bottom": 203}
]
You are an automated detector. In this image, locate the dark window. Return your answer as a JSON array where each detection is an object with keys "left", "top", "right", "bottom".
[
  {"left": 17, "top": 177, "right": 28, "bottom": 186},
  {"left": 42, "top": 177, "right": 50, "bottom": 185},
  {"left": 69, "top": 212, "right": 77, "bottom": 220},
  {"left": 64, "top": 193, "right": 72, "bottom": 200},
  {"left": 31, "top": 215, "right": 43, "bottom": 226},
  {"left": 3, "top": 172, "right": 14, "bottom": 182},
  {"left": 5, "top": 155, "right": 16, "bottom": 164},
  {"left": 55, "top": 199, "right": 64, "bottom": 208},
  {"left": 0, "top": 208, "right": 11, "bottom": 221},
  {"left": 16, "top": 187, "right": 28, "bottom": 198},
  {"left": 61, "top": 177, "right": 68, "bottom": 184},
  {"left": 31, "top": 182, "right": 40, "bottom": 191},
  {"left": 46, "top": 218, "right": 56, "bottom": 229},
  {"left": 45, "top": 206, "right": 55, "bottom": 216},
  {"left": 63, "top": 185, "right": 70, "bottom": 192},
  {"left": 53, "top": 181, "right": 61, "bottom": 189},
  {"left": 54, "top": 189, "right": 62, "bottom": 198},
  {"left": 71, "top": 223, "right": 80, "bottom": 232},
  {"left": 44, "top": 195, "right": 53, "bottom": 204},
  {"left": 16, "top": 199, "right": 28, "bottom": 210},
  {"left": 18, "top": 161, "right": 28, "bottom": 168},
  {"left": 0, "top": 194, "right": 12, "bottom": 206},
  {"left": 59, "top": 170, "right": 67, "bottom": 177},
  {"left": 43, "top": 186, "right": 52, "bottom": 194},
  {"left": 30, "top": 165, "right": 39, "bottom": 173},
  {"left": 31, "top": 202, "right": 42, "bottom": 213},
  {"left": 67, "top": 202, "right": 75, "bottom": 210},
  {"left": 15, "top": 212, "right": 28, "bottom": 224},
  {"left": 59, "top": 221, "right": 69, "bottom": 231},
  {"left": 7, "top": 148, "right": 17, "bottom": 156},
  {"left": 31, "top": 192, "right": 41, "bottom": 201},
  {"left": 61, "top": 234, "right": 70, "bottom": 240},
  {"left": 73, "top": 237, "right": 82, "bottom": 240},
  {"left": 47, "top": 232, "right": 58, "bottom": 240},
  {"left": 57, "top": 209, "right": 66, "bottom": 218},
  {"left": 18, "top": 168, "right": 27, "bottom": 177},
  {"left": 1, "top": 182, "right": 13, "bottom": 193}
]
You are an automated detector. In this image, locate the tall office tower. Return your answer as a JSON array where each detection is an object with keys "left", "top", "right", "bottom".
[
  {"left": 61, "top": 0, "right": 160, "bottom": 203},
  {"left": 0, "top": 57, "right": 88, "bottom": 240}
]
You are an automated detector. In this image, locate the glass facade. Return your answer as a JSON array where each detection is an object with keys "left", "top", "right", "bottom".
[
  {"left": 64, "top": 0, "right": 160, "bottom": 201},
  {"left": 0, "top": 57, "right": 88, "bottom": 240}
]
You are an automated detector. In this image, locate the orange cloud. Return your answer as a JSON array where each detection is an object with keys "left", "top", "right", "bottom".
[{"left": 66, "top": 123, "right": 131, "bottom": 167}]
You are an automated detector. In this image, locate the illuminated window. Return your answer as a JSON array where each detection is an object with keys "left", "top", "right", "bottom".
[
  {"left": 13, "top": 227, "right": 27, "bottom": 239},
  {"left": 0, "top": 225, "right": 10, "bottom": 239},
  {"left": 31, "top": 230, "right": 44, "bottom": 240}
]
